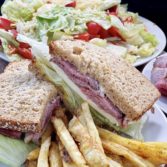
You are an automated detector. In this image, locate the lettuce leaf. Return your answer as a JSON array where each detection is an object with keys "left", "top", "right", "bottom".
[
  {"left": 0, "top": 135, "right": 36, "bottom": 167},
  {"left": 1, "top": 0, "right": 44, "bottom": 22}
]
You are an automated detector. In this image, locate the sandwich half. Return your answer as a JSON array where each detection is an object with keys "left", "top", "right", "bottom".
[
  {"left": 47, "top": 40, "right": 160, "bottom": 126},
  {"left": 0, "top": 60, "right": 59, "bottom": 143},
  {"left": 16, "top": 35, "right": 160, "bottom": 138}
]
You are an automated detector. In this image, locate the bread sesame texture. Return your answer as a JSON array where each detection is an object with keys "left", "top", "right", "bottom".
[
  {"left": 0, "top": 60, "right": 57, "bottom": 133},
  {"left": 50, "top": 40, "right": 160, "bottom": 120}
]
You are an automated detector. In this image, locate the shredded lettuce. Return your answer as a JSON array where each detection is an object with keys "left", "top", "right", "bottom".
[
  {"left": 1, "top": 0, "right": 44, "bottom": 22},
  {"left": 140, "top": 30, "right": 158, "bottom": 47},
  {"left": 0, "top": 135, "right": 36, "bottom": 167}
]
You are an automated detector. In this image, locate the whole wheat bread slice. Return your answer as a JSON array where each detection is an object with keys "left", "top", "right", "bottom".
[
  {"left": 50, "top": 40, "right": 160, "bottom": 120},
  {"left": 0, "top": 60, "right": 57, "bottom": 133}
]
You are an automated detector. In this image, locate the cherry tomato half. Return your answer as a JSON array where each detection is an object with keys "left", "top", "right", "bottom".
[
  {"left": 19, "top": 42, "right": 30, "bottom": 49},
  {"left": 65, "top": 1, "right": 76, "bottom": 7},
  {"left": 99, "top": 28, "right": 110, "bottom": 39},
  {"left": 16, "top": 48, "right": 32, "bottom": 59},
  {"left": 107, "top": 5, "right": 118, "bottom": 15},
  {"left": 87, "top": 22, "right": 102, "bottom": 35},
  {"left": 74, "top": 32, "right": 90, "bottom": 41},
  {"left": 0, "top": 18, "right": 13, "bottom": 30},
  {"left": 108, "top": 26, "right": 125, "bottom": 41}
]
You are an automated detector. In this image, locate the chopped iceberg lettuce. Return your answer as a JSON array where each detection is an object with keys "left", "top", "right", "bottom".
[{"left": 1, "top": 0, "right": 44, "bottom": 22}]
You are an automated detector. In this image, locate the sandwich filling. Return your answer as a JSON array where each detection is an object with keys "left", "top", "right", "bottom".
[
  {"left": 0, "top": 96, "right": 60, "bottom": 143},
  {"left": 51, "top": 57, "right": 125, "bottom": 125}
]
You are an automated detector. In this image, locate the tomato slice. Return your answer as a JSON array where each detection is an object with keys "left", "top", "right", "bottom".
[
  {"left": 16, "top": 48, "right": 32, "bottom": 59},
  {"left": 10, "top": 29, "right": 18, "bottom": 39},
  {"left": 74, "top": 32, "right": 90, "bottom": 41},
  {"left": 0, "top": 18, "right": 13, "bottom": 30},
  {"left": 65, "top": 1, "right": 76, "bottom": 7},
  {"left": 87, "top": 22, "right": 102, "bottom": 35},
  {"left": 107, "top": 5, "right": 118, "bottom": 15},
  {"left": 19, "top": 42, "right": 30, "bottom": 49},
  {"left": 108, "top": 26, "right": 125, "bottom": 41},
  {"left": 99, "top": 28, "right": 110, "bottom": 39}
]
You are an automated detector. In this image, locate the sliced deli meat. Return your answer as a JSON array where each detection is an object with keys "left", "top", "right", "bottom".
[{"left": 151, "top": 54, "right": 167, "bottom": 96}]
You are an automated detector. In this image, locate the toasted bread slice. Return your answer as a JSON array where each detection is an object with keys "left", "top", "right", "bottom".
[
  {"left": 50, "top": 40, "right": 160, "bottom": 120},
  {"left": 0, "top": 60, "right": 57, "bottom": 133}
]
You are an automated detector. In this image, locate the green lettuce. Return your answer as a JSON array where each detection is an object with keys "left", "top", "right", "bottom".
[
  {"left": 1, "top": 0, "right": 44, "bottom": 22},
  {"left": 35, "top": 4, "right": 126, "bottom": 40},
  {"left": 0, "top": 29, "right": 21, "bottom": 62},
  {"left": 0, "top": 135, "right": 36, "bottom": 167},
  {"left": 140, "top": 30, "right": 158, "bottom": 47}
]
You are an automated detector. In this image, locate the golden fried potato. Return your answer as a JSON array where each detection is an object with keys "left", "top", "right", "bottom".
[
  {"left": 52, "top": 117, "right": 87, "bottom": 167},
  {"left": 69, "top": 116, "right": 109, "bottom": 167},
  {"left": 102, "top": 140, "right": 155, "bottom": 167},
  {"left": 49, "top": 142, "right": 63, "bottom": 167},
  {"left": 37, "top": 136, "right": 51, "bottom": 167},
  {"left": 27, "top": 148, "right": 40, "bottom": 161},
  {"left": 99, "top": 128, "right": 167, "bottom": 165}
]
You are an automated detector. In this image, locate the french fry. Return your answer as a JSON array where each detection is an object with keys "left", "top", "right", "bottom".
[
  {"left": 107, "top": 157, "right": 123, "bottom": 167},
  {"left": 49, "top": 142, "right": 63, "bottom": 167},
  {"left": 69, "top": 116, "right": 109, "bottom": 167},
  {"left": 98, "top": 128, "right": 167, "bottom": 165},
  {"left": 27, "top": 148, "right": 40, "bottom": 161},
  {"left": 102, "top": 140, "right": 155, "bottom": 167},
  {"left": 52, "top": 116, "right": 87, "bottom": 167},
  {"left": 58, "top": 141, "right": 78, "bottom": 167},
  {"left": 106, "top": 153, "right": 123, "bottom": 166},
  {"left": 41, "top": 123, "right": 53, "bottom": 143},
  {"left": 37, "top": 136, "right": 51, "bottom": 167},
  {"left": 79, "top": 102, "right": 104, "bottom": 153},
  {"left": 25, "top": 160, "right": 37, "bottom": 167},
  {"left": 54, "top": 108, "right": 68, "bottom": 125}
]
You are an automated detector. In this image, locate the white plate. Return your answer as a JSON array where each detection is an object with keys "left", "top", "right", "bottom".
[
  {"left": 0, "top": 17, "right": 166, "bottom": 66},
  {"left": 134, "top": 17, "right": 166, "bottom": 67},
  {"left": 142, "top": 54, "right": 167, "bottom": 113},
  {"left": 0, "top": 106, "right": 167, "bottom": 166}
]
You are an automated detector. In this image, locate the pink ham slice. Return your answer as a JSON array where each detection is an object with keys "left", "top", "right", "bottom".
[
  {"left": 153, "top": 54, "right": 167, "bottom": 68},
  {"left": 51, "top": 57, "right": 124, "bottom": 125},
  {"left": 0, "top": 96, "right": 61, "bottom": 143},
  {"left": 151, "top": 55, "right": 167, "bottom": 96},
  {"left": 0, "top": 128, "right": 22, "bottom": 139}
]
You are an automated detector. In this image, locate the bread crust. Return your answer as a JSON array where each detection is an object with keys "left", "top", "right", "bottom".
[
  {"left": 0, "top": 60, "right": 57, "bottom": 133},
  {"left": 50, "top": 40, "right": 160, "bottom": 120}
]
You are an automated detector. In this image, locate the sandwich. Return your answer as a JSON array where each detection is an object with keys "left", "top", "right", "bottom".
[
  {"left": 0, "top": 60, "right": 60, "bottom": 143},
  {"left": 22, "top": 37, "right": 159, "bottom": 137}
]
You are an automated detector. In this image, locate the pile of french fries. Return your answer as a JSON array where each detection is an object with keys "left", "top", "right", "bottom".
[{"left": 26, "top": 102, "right": 167, "bottom": 167}]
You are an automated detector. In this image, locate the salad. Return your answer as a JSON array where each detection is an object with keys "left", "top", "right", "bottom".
[{"left": 0, "top": 0, "right": 158, "bottom": 63}]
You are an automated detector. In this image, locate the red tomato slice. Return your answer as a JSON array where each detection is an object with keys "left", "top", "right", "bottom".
[
  {"left": 107, "top": 5, "right": 118, "bottom": 15},
  {"left": 10, "top": 29, "right": 18, "bottom": 39},
  {"left": 65, "top": 1, "right": 76, "bottom": 7},
  {"left": 108, "top": 26, "right": 125, "bottom": 41},
  {"left": 74, "top": 32, "right": 90, "bottom": 41},
  {"left": 19, "top": 42, "right": 30, "bottom": 49},
  {"left": 16, "top": 48, "right": 32, "bottom": 59},
  {"left": 99, "top": 28, "right": 110, "bottom": 39},
  {"left": 0, "top": 18, "right": 13, "bottom": 30},
  {"left": 87, "top": 22, "right": 102, "bottom": 35}
]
